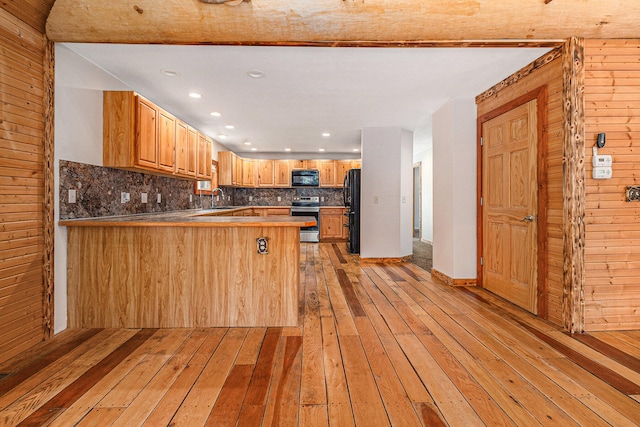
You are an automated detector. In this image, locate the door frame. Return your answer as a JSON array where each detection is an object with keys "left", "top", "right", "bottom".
[
  {"left": 477, "top": 86, "right": 549, "bottom": 318},
  {"left": 413, "top": 162, "right": 422, "bottom": 240}
]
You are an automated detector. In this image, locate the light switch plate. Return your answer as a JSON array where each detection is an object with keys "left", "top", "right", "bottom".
[
  {"left": 68, "top": 189, "right": 76, "bottom": 204},
  {"left": 157, "top": 193, "right": 162, "bottom": 203},
  {"left": 121, "top": 192, "right": 130, "bottom": 203},
  {"left": 141, "top": 192, "right": 148, "bottom": 204}
]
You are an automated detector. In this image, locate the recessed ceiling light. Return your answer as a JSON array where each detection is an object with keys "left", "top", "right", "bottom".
[
  {"left": 210, "top": 112, "right": 221, "bottom": 117},
  {"left": 225, "top": 125, "right": 235, "bottom": 129},
  {"left": 353, "top": 148, "right": 360, "bottom": 152},
  {"left": 247, "top": 70, "right": 265, "bottom": 78},
  {"left": 251, "top": 147, "right": 258, "bottom": 151},
  {"left": 284, "top": 148, "right": 291, "bottom": 152},
  {"left": 217, "top": 134, "right": 227, "bottom": 139},
  {"left": 322, "top": 133, "right": 331, "bottom": 137},
  {"left": 244, "top": 141, "right": 252, "bottom": 145},
  {"left": 319, "top": 148, "right": 326, "bottom": 152},
  {"left": 161, "top": 69, "right": 179, "bottom": 77},
  {"left": 189, "top": 92, "right": 202, "bottom": 99}
]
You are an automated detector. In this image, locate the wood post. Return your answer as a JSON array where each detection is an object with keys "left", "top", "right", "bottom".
[
  {"left": 561, "top": 37, "right": 585, "bottom": 334},
  {"left": 43, "top": 38, "right": 55, "bottom": 338}
]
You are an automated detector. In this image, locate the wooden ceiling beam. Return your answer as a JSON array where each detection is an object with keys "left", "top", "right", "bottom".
[{"left": 45, "top": 0, "right": 640, "bottom": 44}]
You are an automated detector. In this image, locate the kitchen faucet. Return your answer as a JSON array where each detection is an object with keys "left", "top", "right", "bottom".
[{"left": 211, "top": 188, "right": 225, "bottom": 208}]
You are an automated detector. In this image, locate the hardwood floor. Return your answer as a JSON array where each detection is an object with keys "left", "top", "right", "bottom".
[{"left": 2, "top": 243, "right": 640, "bottom": 426}]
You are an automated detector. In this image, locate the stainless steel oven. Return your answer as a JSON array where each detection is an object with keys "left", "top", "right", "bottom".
[{"left": 290, "top": 196, "right": 320, "bottom": 242}]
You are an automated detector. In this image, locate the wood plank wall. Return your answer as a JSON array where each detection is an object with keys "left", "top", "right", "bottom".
[
  {"left": 476, "top": 50, "right": 565, "bottom": 327},
  {"left": 583, "top": 39, "right": 640, "bottom": 331},
  {"left": 0, "top": 7, "right": 47, "bottom": 364}
]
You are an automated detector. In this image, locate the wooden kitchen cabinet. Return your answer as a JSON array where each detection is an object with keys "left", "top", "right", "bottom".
[
  {"left": 196, "top": 133, "right": 212, "bottom": 180},
  {"left": 158, "top": 109, "right": 176, "bottom": 173},
  {"left": 218, "top": 151, "right": 359, "bottom": 188},
  {"left": 242, "top": 158, "right": 255, "bottom": 187},
  {"left": 257, "top": 159, "right": 275, "bottom": 187},
  {"left": 134, "top": 96, "right": 158, "bottom": 170},
  {"left": 319, "top": 160, "right": 336, "bottom": 187},
  {"left": 320, "top": 207, "right": 347, "bottom": 240},
  {"left": 275, "top": 160, "right": 291, "bottom": 187},
  {"left": 257, "top": 159, "right": 290, "bottom": 187},
  {"left": 218, "top": 151, "right": 239, "bottom": 186},
  {"left": 291, "top": 159, "right": 320, "bottom": 170},
  {"left": 335, "top": 160, "right": 354, "bottom": 187},
  {"left": 104, "top": 91, "right": 208, "bottom": 180},
  {"left": 187, "top": 126, "right": 198, "bottom": 176},
  {"left": 175, "top": 120, "right": 189, "bottom": 177}
]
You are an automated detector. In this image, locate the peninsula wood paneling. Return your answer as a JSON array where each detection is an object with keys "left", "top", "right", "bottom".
[
  {"left": 0, "top": 7, "right": 46, "bottom": 364},
  {"left": 477, "top": 52, "right": 564, "bottom": 326},
  {"left": 67, "top": 225, "right": 300, "bottom": 328},
  {"left": 583, "top": 39, "right": 640, "bottom": 331}
]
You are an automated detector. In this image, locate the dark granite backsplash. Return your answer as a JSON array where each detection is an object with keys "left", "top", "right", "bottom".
[
  {"left": 59, "top": 160, "right": 344, "bottom": 219},
  {"left": 59, "top": 160, "right": 202, "bottom": 219},
  {"left": 232, "top": 187, "right": 343, "bottom": 207}
]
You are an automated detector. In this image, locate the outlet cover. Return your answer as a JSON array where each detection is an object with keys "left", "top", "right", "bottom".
[
  {"left": 141, "top": 192, "right": 148, "bottom": 204},
  {"left": 121, "top": 192, "right": 130, "bottom": 203},
  {"left": 68, "top": 189, "right": 77, "bottom": 203},
  {"left": 157, "top": 193, "right": 162, "bottom": 203}
]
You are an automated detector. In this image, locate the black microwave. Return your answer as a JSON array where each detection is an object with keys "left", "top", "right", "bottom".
[{"left": 291, "top": 169, "right": 320, "bottom": 187}]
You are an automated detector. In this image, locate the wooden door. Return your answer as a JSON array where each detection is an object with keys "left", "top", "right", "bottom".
[
  {"left": 187, "top": 127, "right": 197, "bottom": 176},
  {"left": 274, "top": 160, "right": 291, "bottom": 187},
  {"left": 257, "top": 159, "right": 275, "bottom": 187},
  {"left": 242, "top": 159, "right": 255, "bottom": 187},
  {"left": 335, "top": 160, "right": 353, "bottom": 187},
  {"left": 158, "top": 110, "right": 175, "bottom": 172},
  {"left": 135, "top": 97, "right": 158, "bottom": 169},
  {"left": 175, "top": 120, "right": 188, "bottom": 176},
  {"left": 482, "top": 100, "right": 538, "bottom": 313},
  {"left": 319, "top": 160, "right": 335, "bottom": 187}
]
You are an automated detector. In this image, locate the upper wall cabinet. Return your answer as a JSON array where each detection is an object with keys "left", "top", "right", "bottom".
[
  {"left": 217, "top": 152, "right": 359, "bottom": 188},
  {"left": 103, "top": 91, "right": 210, "bottom": 180}
]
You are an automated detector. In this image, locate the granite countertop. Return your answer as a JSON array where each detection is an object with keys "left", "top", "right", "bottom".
[{"left": 59, "top": 207, "right": 316, "bottom": 228}]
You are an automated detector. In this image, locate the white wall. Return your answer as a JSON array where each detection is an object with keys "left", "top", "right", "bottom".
[
  {"left": 413, "top": 145, "right": 433, "bottom": 243},
  {"left": 432, "top": 98, "right": 477, "bottom": 279},
  {"left": 361, "top": 127, "right": 413, "bottom": 258},
  {"left": 54, "top": 45, "right": 131, "bottom": 332}
]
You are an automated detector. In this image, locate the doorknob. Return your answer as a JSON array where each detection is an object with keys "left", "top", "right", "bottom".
[{"left": 520, "top": 215, "right": 534, "bottom": 222}]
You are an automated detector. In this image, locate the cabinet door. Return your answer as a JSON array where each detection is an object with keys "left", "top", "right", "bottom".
[
  {"left": 196, "top": 133, "right": 207, "bottom": 179},
  {"left": 265, "top": 207, "right": 290, "bottom": 216},
  {"left": 175, "top": 120, "right": 189, "bottom": 176},
  {"left": 218, "top": 151, "right": 234, "bottom": 186},
  {"left": 306, "top": 160, "right": 320, "bottom": 170},
  {"left": 274, "top": 160, "right": 291, "bottom": 187},
  {"left": 233, "top": 155, "right": 242, "bottom": 185},
  {"left": 135, "top": 97, "right": 158, "bottom": 169},
  {"left": 242, "top": 159, "right": 255, "bottom": 187},
  {"left": 204, "top": 137, "right": 212, "bottom": 179},
  {"left": 319, "top": 160, "right": 336, "bottom": 187},
  {"left": 187, "top": 126, "right": 198, "bottom": 176},
  {"left": 320, "top": 208, "right": 345, "bottom": 240},
  {"left": 291, "top": 160, "right": 306, "bottom": 169},
  {"left": 335, "top": 160, "right": 353, "bottom": 187},
  {"left": 158, "top": 110, "right": 175, "bottom": 172},
  {"left": 257, "top": 159, "right": 275, "bottom": 187}
]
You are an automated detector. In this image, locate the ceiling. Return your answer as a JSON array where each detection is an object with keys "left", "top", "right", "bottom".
[{"left": 63, "top": 43, "right": 552, "bottom": 157}]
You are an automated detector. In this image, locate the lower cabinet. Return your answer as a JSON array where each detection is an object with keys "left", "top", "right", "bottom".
[{"left": 320, "top": 207, "right": 347, "bottom": 241}]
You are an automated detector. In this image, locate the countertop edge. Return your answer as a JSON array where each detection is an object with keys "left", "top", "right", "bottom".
[{"left": 59, "top": 208, "right": 317, "bottom": 228}]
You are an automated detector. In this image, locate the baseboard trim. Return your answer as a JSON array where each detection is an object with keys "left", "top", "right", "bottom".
[
  {"left": 431, "top": 268, "right": 477, "bottom": 287},
  {"left": 361, "top": 254, "right": 413, "bottom": 264}
]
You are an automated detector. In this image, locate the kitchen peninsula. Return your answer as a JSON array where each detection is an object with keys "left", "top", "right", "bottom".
[{"left": 59, "top": 208, "right": 315, "bottom": 328}]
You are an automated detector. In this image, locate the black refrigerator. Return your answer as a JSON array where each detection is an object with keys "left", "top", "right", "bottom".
[{"left": 343, "top": 168, "right": 361, "bottom": 253}]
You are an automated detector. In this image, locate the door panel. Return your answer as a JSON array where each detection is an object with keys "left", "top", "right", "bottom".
[{"left": 482, "top": 100, "right": 538, "bottom": 313}]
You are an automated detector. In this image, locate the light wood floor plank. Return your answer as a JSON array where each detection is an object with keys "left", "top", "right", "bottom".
[{"left": 2, "top": 243, "right": 640, "bottom": 426}]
